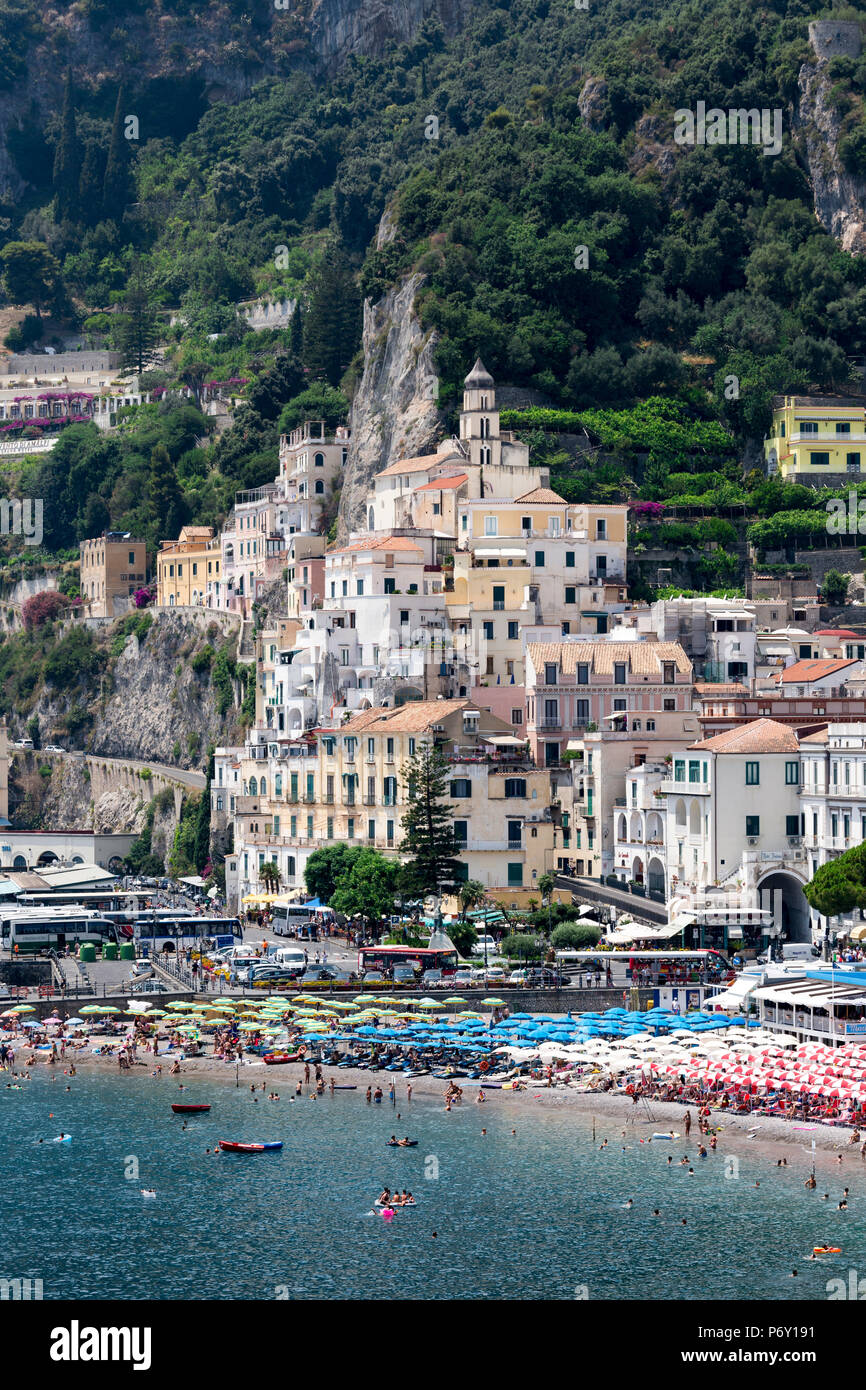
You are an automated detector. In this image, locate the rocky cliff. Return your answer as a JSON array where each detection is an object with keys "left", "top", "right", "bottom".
[
  {"left": 338, "top": 229, "right": 443, "bottom": 537},
  {"left": 794, "top": 54, "right": 866, "bottom": 256}
]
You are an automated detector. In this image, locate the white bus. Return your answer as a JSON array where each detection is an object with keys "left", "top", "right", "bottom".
[
  {"left": 271, "top": 903, "right": 335, "bottom": 940},
  {"left": 0, "top": 907, "right": 119, "bottom": 955}
]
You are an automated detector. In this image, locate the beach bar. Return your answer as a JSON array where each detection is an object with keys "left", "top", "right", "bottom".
[{"left": 755, "top": 970, "right": 866, "bottom": 1045}]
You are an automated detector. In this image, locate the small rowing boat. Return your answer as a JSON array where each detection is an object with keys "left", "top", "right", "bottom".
[
  {"left": 171, "top": 1103, "right": 211, "bottom": 1114},
  {"left": 218, "top": 1140, "right": 283, "bottom": 1153},
  {"left": 263, "top": 1053, "right": 300, "bottom": 1066}
]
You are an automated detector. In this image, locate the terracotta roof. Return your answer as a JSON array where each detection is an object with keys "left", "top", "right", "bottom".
[
  {"left": 527, "top": 641, "right": 691, "bottom": 677},
  {"left": 413, "top": 473, "right": 468, "bottom": 492},
  {"left": 776, "top": 658, "right": 857, "bottom": 685},
  {"left": 513, "top": 487, "right": 568, "bottom": 505},
  {"left": 328, "top": 536, "right": 424, "bottom": 557},
  {"left": 341, "top": 699, "right": 473, "bottom": 733},
  {"left": 798, "top": 726, "right": 829, "bottom": 744},
  {"left": 690, "top": 718, "right": 801, "bottom": 753},
  {"left": 375, "top": 447, "right": 465, "bottom": 479},
  {"left": 814, "top": 629, "right": 862, "bottom": 640}
]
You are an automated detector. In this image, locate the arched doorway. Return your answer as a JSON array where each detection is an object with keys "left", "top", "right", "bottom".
[
  {"left": 631, "top": 856, "right": 644, "bottom": 885},
  {"left": 758, "top": 871, "right": 811, "bottom": 944},
  {"left": 647, "top": 856, "right": 666, "bottom": 898},
  {"left": 37, "top": 851, "right": 59, "bottom": 866}
]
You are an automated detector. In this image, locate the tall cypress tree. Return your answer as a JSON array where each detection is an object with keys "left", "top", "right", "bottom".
[
  {"left": 103, "top": 85, "right": 131, "bottom": 219},
  {"left": 118, "top": 263, "right": 158, "bottom": 375},
  {"left": 302, "top": 243, "right": 361, "bottom": 387},
  {"left": 290, "top": 300, "right": 303, "bottom": 357},
  {"left": 193, "top": 747, "right": 214, "bottom": 871},
  {"left": 148, "top": 443, "right": 186, "bottom": 539},
  {"left": 53, "top": 71, "right": 81, "bottom": 223},
  {"left": 400, "top": 743, "right": 463, "bottom": 895}
]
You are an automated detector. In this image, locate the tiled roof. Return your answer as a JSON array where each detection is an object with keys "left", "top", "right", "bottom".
[
  {"left": 513, "top": 487, "right": 568, "bottom": 504},
  {"left": 527, "top": 641, "right": 691, "bottom": 677},
  {"left": 776, "top": 658, "right": 857, "bottom": 685},
  {"left": 341, "top": 699, "right": 471, "bottom": 733},
  {"left": 798, "top": 727, "right": 829, "bottom": 744},
  {"left": 690, "top": 718, "right": 801, "bottom": 753},
  {"left": 328, "top": 536, "right": 424, "bottom": 557},
  {"left": 413, "top": 473, "right": 468, "bottom": 492},
  {"left": 814, "top": 629, "right": 862, "bottom": 640},
  {"left": 375, "top": 447, "right": 465, "bottom": 479}
]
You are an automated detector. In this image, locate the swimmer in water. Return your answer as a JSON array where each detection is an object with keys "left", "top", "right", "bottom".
[
  {"left": 623, "top": 1199, "right": 633, "bottom": 1209},
  {"left": 141, "top": 1189, "right": 156, "bottom": 1198}
]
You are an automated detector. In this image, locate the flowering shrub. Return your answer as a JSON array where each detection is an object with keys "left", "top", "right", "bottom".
[
  {"left": 630, "top": 500, "right": 665, "bottom": 520},
  {"left": 22, "top": 590, "right": 68, "bottom": 630},
  {"left": 133, "top": 586, "right": 155, "bottom": 609}
]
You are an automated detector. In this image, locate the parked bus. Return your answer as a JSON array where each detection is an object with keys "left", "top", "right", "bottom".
[
  {"left": 271, "top": 903, "right": 336, "bottom": 940},
  {"left": 0, "top": 908, "right": 119, "bottom": 955},
  {"left": 133, "top": 916, "right": 243, "bottom": 954},
  {"left": 557, "top": 948, "right": 734, "bottom": 985},
  {"left": 357, "top": 945, "right": 459, "bottom": 978}
]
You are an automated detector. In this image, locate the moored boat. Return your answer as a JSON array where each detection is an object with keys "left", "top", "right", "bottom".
[
  {"left": 171, "top": 1104, "right": 212, "bottom": 1114},
  {"left": 263, "top": 1052, "right": 300, "bottom": 1065},
  {"left": 218, "top": 1140, "right": 283, "bottom": 1153}
]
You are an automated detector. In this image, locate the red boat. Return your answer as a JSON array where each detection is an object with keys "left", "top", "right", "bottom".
[
  {"left": 218, "top": 1140, "right": 283, "bottom": 1153},
  {"left": 171, "top": 1104, "right": 211, "bottom": 1114},
  {"left": 263, "top": 1052, "right": 300, "bottom": 1065}
]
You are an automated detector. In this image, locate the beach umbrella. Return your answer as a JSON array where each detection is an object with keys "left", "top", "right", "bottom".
[{"left": 481, "top": 998, "right": 505, "bottom": 1007}]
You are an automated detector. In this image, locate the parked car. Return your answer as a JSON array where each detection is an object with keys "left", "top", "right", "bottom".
[
  {"left": 43, "top": 744, "right": 65, "bottom": 754},
  {"left": 361, "top": 970, "right": 390, "bottom": 986},
  {"left": 129, "top": 979, "right": 169, "bottom": 995},
  {"left": 470, "top": 965, "right": 506, "bottom": 984},
  {"left": 452, "top": 968, "right": 474, "bottom": 987},
  {"left": 129, "top": 961, "right": 153, "bottom": 980},
  {"left": 420, "top": 968, "right": 444, "bottom": 987},
  {"left": 509, "top": 967, "right": 559, "bottom": 987},
  {"left": 300, "top": 966, "right": 357, "bottom": 983},
  {"left": 471, "top": 935, "right": 498, "bottom": 956},
  {"left": 392, "top": 965, "right": 419, "bottom": 986}
]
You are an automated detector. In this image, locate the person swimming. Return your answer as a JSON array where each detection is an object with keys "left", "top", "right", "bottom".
[{"left": 141, "top": 1189, "right": 156, "bottom": 1198}]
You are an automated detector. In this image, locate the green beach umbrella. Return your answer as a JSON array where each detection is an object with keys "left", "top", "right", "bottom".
[
  {"left": 79, "top": 1005, "right": 103, "bottom": 1014},
  {"left": 481, "top": 997, "right": 505, "bottom": 1007}
]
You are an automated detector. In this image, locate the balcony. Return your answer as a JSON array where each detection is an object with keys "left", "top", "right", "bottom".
[
  {"left": 323, "top": 793, "right": 334, "bottom": 804},
  {"left": 493, "top": 600, "right": 506, "bottom": 610},
  {"left": 363, "top": 795, "right": 376, "bottom": 805},
  {"left": 507, "top": 838, "right": 523, "bottom": 850},
  {"left": 539, "top": 718, "right": 561, "bottom": 730},
  {"left": 660, "top": 779, "right": 711, "bottom": 795},
  {"left": 303, "top": 793, "right": 316, "bottom": 803}
]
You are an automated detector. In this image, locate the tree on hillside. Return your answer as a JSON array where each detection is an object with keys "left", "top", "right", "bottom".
[
  {"left": 52, "top": 70, "right": 80, "bottom": 222},
  {"left": 822, "top": 569, "right": 850, "bottom": 607},
  {"left": 0, "top": 242, "right": 60, "bottom": 320},
  {"left": 193, "top": 745, "right": 214, "bottom": 871},
  {"left": 290, "top": 301, "right": 303, "bottom": 357},
  {"left": 400, "top": 742, "right": 463, "bottom": 896},
  {"left": 148, "top": 443, "right": 187, "bottom": 539},
  {"left": 302, "top": 242, "right": 362, "bottom": 387},
  {"left": 117, "top": 263, "right": 159, "bottom": 375},
  {"left": 22, "top": 590, "right": 68, "bottom": 630},
  {"left": 304, "top": 842, "right": 364, "bottom": 903},
  {"left": 103, "top": 85, "right": 132, "bottom": 219},
  {"left": 277, "top": 382, "right": 349, "bottom": 436}
]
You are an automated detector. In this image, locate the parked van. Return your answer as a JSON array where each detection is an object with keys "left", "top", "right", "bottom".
[
  {"left": 757, "top": 941, "right": 820, "bottom": 964},
  {"left": 270, "top": 947, "right": 306, "bottom": 971}
]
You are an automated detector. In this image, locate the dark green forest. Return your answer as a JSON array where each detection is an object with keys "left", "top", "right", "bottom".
[{"left": 1, "top": 0, "right": 866, "bottom": 558}]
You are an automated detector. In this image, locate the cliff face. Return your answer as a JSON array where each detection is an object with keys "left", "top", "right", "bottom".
[
  {"left": 338, "top": 259, "right": 442, "bottom": 537},
  {"left": 794, "top": 56, "right": 866, "bottom": 256},
  {"left": 1, "top": 0, "right": 471, "bottom": 199}
]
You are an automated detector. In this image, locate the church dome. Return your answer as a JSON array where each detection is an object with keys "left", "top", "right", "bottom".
[{"left": 463, "top": 358, "right": 495, "bottom": 390}]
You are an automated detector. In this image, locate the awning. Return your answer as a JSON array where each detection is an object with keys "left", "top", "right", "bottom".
[
  {"left": 566, "top": 740, "right": 584, "bottom": 751},
  {"left": 242, "top": 893, "right": 282, "bottom": 905},
  {"left": 850, "top": 925, "right": 866, "bottom": 941},
  {"left": 482, "top": 735, "right": 527, "bottom": 747},
  {"left": 605, "top": 920, "right": 685, "bottom": 943},
  {"left": 473, "top": 547, "right": 527, "bottom": 557}
]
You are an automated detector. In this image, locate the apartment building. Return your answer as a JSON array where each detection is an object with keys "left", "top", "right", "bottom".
[
  {"left": 648, "top": 596, "right": 757, "bottom": 683},
  {"left": 525, "top": 639, "right": 692, "bottom": 767},
  {"left": 156, "top": 527, "right": 221, "bottom": 608},
  {"left": 287, "top": 535, "right": 325, "bottom": 620},
  {"left": 79, "top": 532, "right": 147, "bottom": 618},
  {"left": 764, "top": 394, "right": 866, "bottom": 483},
  {"left": 800, "top": 724, "right": 866, "bottom": 938},
  {"left": 279, "top": 420, "right": 348, "bottom": 534}
]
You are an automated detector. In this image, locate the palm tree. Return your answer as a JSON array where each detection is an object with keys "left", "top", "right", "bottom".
[
  {"left": 459, "top": 879, "right": 487, "bottom": 923},
  {"left": 538, "top": 872, "right": 555, "bottom": 940},
  {"left": 260, "top": 860, "right": 282, "bottom": 894}
]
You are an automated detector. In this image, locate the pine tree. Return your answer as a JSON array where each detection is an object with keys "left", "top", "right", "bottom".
[
  {"left": 53, "top": 71, "right": 81, "bottom": 223},
  {"left": 118, "top": 264, "right": 158, "bottom": 375},
  {"left": 148, "top": 443, "right": 185, "bottom": 538},
  {"left": 103, "top": 85, "right": 131, "bottom": 220},
  {"left": 302, "top": 243, "right": 361, "bottom": 387},
  {"left": 400, "top": 743, "right": 463, "bottom": 895},
  {"left": 79, "top": 142, "right": 105, "bottom": 226}
]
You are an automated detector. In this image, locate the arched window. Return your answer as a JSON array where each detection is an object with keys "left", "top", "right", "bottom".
[
  {"left": 675, "top": 799, "right": 687, "bottom": 828},
  {"left": 368, "top": 507, "right": 374, "bottom": 530},
  {"left": 315, "top": 480, "right": 324, "bottom": 494},
  {"left": 274, "top": 773, "right": 282, "bottom": 796},
  {"left": 260, "top": 777, "right": 267, "bottom": 797},
  {"left": 314, "top": 452, "right": 324, "bottom": 468},
  {"left": 617, "top": 815, "right": 627, "bottom": 841},
  {"left": 249, "top": 776, "right": 258, "bottom": 796}
]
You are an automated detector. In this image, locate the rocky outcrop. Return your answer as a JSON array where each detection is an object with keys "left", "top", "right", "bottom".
[
  {"left": 338, "top": 265, "right": 442, "bottom": 537},
  {"left": 578, "top": 76, "right": 608, "bottom": 132},
  {"left": 309, "top": 0, "right": 471, "bottom": 72},
  {"left": 794, "top": 55, "right": 866, "bottom": 256}
]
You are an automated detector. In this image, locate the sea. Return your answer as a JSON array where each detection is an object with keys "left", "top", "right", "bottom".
[{"left": 2, "top": 1069, "right": 866, "bottom": 1301}]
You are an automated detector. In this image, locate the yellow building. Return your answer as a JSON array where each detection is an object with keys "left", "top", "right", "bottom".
[
  {"left": 156, "top": 527, "right": 221, "bottom": 608},
  {"left": 765, "top": 395, "right": 866, "bottom": 482}
]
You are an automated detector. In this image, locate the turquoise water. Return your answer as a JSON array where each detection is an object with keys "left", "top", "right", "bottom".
[{"left": 3, "top": 1070, "right": 866, "bottom": 1300}]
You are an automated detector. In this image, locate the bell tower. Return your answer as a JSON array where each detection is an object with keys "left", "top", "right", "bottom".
[{"left": 459, "top": 359, "right": 502, "bottom": 469}]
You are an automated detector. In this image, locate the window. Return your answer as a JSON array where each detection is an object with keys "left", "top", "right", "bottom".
[
  {"left": 453, "top": 819, "right": 468, "bottom": 845},
  {"left": 663, "top": 661, "right": 675, "bottom": 684},
  {"left": 521, "top": 516, "right": 531, "bottom": 532},
  {"left": 688, "top": 760, "right": 701, "bottom": 783},
  {"left": 408, "top": 738, "right": 415, "bottom": 755},
  {"left": 327, "top": 817, "right": 334, "bottom": 840},
  {"left": 367, "top": 819, "right": 375, "bottom": 840},
  {"left": 663, "top": 699, "right": 675, "bottom": 711},
  {"left": 614, "top": 662, "right": 626, "bottom": 685},
  {"left": 848, "top": 453, "right": 861, "bottom": 473},
  {"left": 400, "top": 610, "right": 409, "bottom": 625},
  {"left": 450, "top": 779, "right": 472, "bottom": 798},
  {"left": 576, "top": 698, "right": 589, "bottom": 721},
  {"left": 674, "top": 759, "right": 685, "bottom": 782},
  {"left": 347, "top": 818, "right": 355, "bottom": 839},
  {"left": 647, "top": 719, "right": 655, "bottom": 731},
  {"left": 384, "top": 577, "right": 395, "bottom": 594},
  {"left": 746, "top": 816, "right": 760, "bottom": 837},
  {"left": 504, "top": 778, "right": 526, "bottom": 798},
  {"left": 613, "top": 698, "right": 626, "bottom": 712},
  {"left": 356, "top": 580, "right": 364, "bottom": 596},
  {"left": 565, "top": 586, "right": 576, "bottom": 604},
  {"left": 785, "top": 760, "right": 799, "bottom": 785},
  {"left": 565, "top": 551, "right": 575, "bottom": 568},
  {"left": 745, "top": 762, "right": 760, "bottom": 785},
  {"left": 507, "top": 863, "right": 523, "bottom": 887},
  {"left": 128, "top": 551, "right": 135, "bottom": 565},
  {"left": 810, "top": 452, "right": 830, "bottom": 466},
  {"left": 596, "top": 518, "right": 606, "bottom": 539},
  {"left": 493, "top": 585, "right": 505, "bottom": 609},
  {"left": 511, "top": 708, "right": 523, "bottom": 725},
  {"left": 535, "top": 551, "right": 545, "bottom": 567},
  {"left": 577, "top": 663, "right": 589, "bottom": 685},
  {"left": 837, "top": 422, "right": 851, "bottom": 434},
  {"left": 800, "top": 421, "right": 818, "bottom": 433},
  {"left": 386, "top": 737, "right": 394, "bottom": 759},
  {"left": 544, "top": 663, "right": 557, "bottom": 685},
  {"left": 508, "top": 621, "right": 519, "bottom": 641},
  {"left": 484, "top": 516, "right": 498, "bottom": 536},
  {"left": 786, "top": 815, "right": 800, "bottom": 836},
  {"left": 483, "top": 621, "right": 494, "bottom": 640}
]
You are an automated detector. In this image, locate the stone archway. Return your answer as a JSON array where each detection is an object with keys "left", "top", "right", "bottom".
[{"left": 758, "top": 870, "right": 811, "bottom": 944}]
